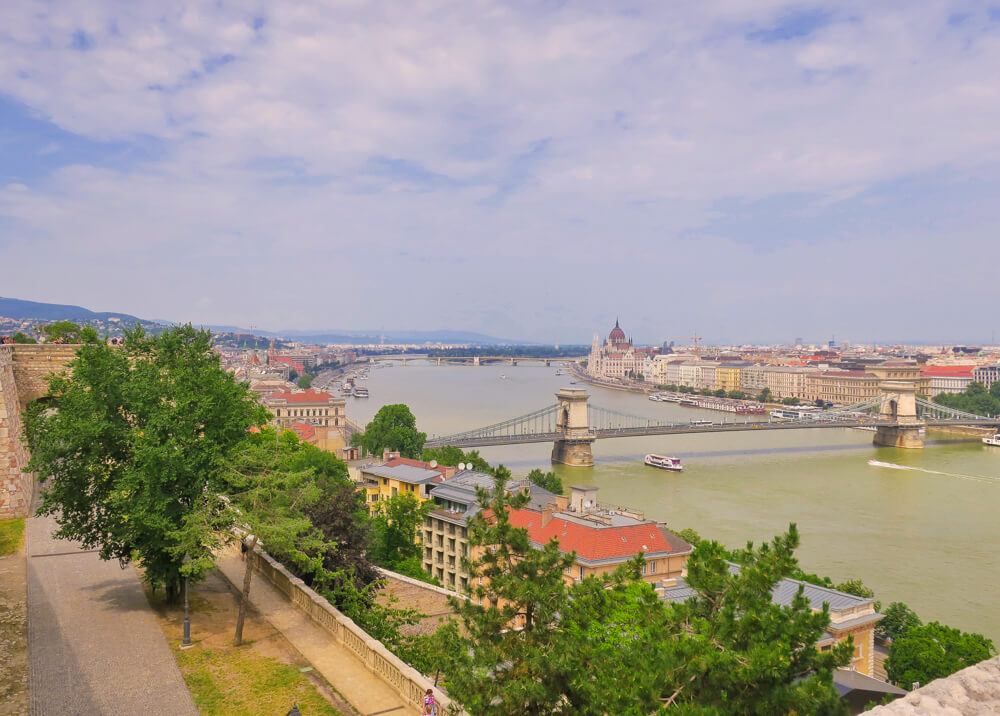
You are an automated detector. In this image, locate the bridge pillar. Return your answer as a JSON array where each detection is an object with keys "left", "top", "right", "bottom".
[
  {"left": 473, "top": 356, "right": 480, "bottom": 366},
  {"left": 437, "top": 357, "right": 442, "bottom": 366},
  {"left": 551, "top": 388, "right": 595, "bottom": 467},
  {"left": 874, "top": 380, "right": 925, "bottom": 448}
]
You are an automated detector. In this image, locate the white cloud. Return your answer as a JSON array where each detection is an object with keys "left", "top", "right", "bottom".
[{"left": 0, "top": 1, "right": 998, "bottom": 341}]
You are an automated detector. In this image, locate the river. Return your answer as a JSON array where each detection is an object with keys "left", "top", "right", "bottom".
[{"left": 347, "top": 362, "right": 1000, "bottom": 641}]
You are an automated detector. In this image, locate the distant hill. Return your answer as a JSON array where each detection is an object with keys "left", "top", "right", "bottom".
[
  {"left": 0, "top": 296, "right": 145, "bottom": 323},
  {"left": 199, "top": 327, "right": 523, "bottom": 345}
]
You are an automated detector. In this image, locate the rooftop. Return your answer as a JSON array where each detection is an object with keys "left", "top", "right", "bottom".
[{"left": 266, "top": 389, "right": 340, "bottom": 404}]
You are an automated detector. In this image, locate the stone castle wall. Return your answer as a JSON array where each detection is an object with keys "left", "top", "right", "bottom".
[
  {"left": 0, "top": 344, "right": 78, "bottom": 518},
  {"left": 0, "top": 346, "right": 33, "bottom": 517}
]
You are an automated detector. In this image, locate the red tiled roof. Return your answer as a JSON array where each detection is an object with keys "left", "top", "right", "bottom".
[
  {"left": 289, "top": 421, "right": 316, "bottom": 443},
  {"left": 272, "top": 356, "right": 305, "bottom": 372},
  {"left": 267, "top": 389, "right": 336, "bottom": 403},
  {"left": 507, "top": 508, "right": 690, "bottom": 561},
  {"left": 922, "top": 366, "right": 974, "bottom": 376}
]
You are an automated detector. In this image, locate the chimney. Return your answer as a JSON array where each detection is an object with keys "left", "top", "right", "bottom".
[
  {"left": 383, "top": 449, "right": 400, "bottom": 461},
  {"left": 541, "top": 504, "right": 554, "bottom": 527},
  {"left": 570, "top": 485, "right": 599, "bottom": 515}
]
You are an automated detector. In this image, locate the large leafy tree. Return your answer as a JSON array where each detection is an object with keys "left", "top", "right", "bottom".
[
  {"left": 877, "top": 602, "right": 922, "bottom": 642},
  {"left": 370, "top": 492, "right": 431, "bottom": 570},
  {"left": 886, "top": 622, "right": 995, "bottom": 688},
  {"left": 526, "top": 467, "right": 563, "bottom": 495},
  {"left": 23, "top": 325, "right": 269, "bottom": 598},
  {"left": 352, "top": 403, "right": 426, "bottom": 458}
]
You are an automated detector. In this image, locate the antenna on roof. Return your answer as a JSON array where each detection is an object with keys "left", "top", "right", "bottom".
[
  {"left": 429, "top": 460, "right": 438, "bottom": 468},
  {"left": 458, "top": 462, "right": 466, "bottom": 471}
]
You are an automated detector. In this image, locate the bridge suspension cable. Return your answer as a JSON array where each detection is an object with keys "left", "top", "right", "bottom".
[
  {"left": 915, "top": 397, "right": 997, "bottom": 422},
  {"left": 427, "top": 403, "right": 560, "bottom": 446}
]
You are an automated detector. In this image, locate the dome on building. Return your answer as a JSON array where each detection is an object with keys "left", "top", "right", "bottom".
[{"left": 609, "top": 319, "right": 626, "bottom": 343}]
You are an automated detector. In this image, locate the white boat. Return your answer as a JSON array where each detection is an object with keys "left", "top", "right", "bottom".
[
  {"left": 353, "top": 386, "right": 369, "bottom": 398},
  {"left": 645, "top": 454, "right": 683, "bottom": 471},
  {"left": 648, "top": 394, "right": 662, "bottom": 401},
  {"left": 984, "top": 434, "right": 1000, "bottom": 447}
]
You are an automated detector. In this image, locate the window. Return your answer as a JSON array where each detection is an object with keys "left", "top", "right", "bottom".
[
  {"left": 648, "top": 561, "right": 657, "bottom": 573},
  {"left": 578, "top": 566, "right": 584, "bottom": 580},
  {"left": 391, "top": 487, "right": 397, "bottom": 497}
]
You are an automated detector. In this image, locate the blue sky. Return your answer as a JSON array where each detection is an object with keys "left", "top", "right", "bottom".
[{"left": 1, "top": 1, "right": 999, "bottom": 344}]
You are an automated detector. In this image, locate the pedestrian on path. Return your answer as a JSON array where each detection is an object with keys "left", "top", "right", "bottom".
[{"left": 422, "top": 688, "right": 437, "bottom": 715}]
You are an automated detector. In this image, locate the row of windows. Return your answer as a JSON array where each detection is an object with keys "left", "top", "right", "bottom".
[{"left": 278, "top": 407, "right": 341, "bottom": 417}]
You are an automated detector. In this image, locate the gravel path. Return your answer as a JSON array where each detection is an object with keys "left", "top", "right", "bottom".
[{"left": 26, "top": 514, "right": 197, "bottom": 715}]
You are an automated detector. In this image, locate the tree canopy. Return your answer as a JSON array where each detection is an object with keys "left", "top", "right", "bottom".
[
  {"left": 526, "top": 467, "right": 563, "bottom": 495},
  {"left": 877, "top": 602, "right": 922, "bottom": 642},
  {"left": 886, "top": 622, "right": 996, "bottom": 688},
  {"left": 420, "top": 445, "right": 492, "bottom": 472},
  {"left": 436, "top": 472, "right": 850, "bottom": 715},
  {"left": 24, "top": 325, "right": 269, "bottom": 597},
  {"left": 351, "top": 403, "right": 426, "bottom": 458},
  {"left": 934, "top": 381, "right": 1000, "bottom": 416}
]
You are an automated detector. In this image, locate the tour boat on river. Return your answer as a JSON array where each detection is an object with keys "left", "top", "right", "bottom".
[
  {"left": 984, "top": 434, "right": 1000, "bottom": 447},
  {"left": 644, "top": 454, "right": 683, "bottom": 471},
  {"left": 353, "top": 386, "right": 369, "bottom": 398}
]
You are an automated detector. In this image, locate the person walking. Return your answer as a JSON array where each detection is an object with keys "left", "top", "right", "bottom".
[{"left": 422, "top": 689, "right": 437, "bottom": 715}]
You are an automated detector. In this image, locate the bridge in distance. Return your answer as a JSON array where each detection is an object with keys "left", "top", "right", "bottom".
[{"left": 424, "top": 385, "right": 1000, "bottom": 466}]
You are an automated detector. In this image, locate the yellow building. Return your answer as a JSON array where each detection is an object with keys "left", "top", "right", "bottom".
[
  {"left": 358, "top": 456, "right": 455, "bottom": 516},
  {"left": 716, "top": 363, "right": 745, "bottom": 393},
  {"left": 818, "top": 370, "right": 881, "bottom": 405},
  {"left": 265, "top": 389, "right": 346, "bottom": 429}
]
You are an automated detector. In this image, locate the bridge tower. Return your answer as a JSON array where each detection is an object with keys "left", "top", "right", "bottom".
[
  {"left": 551, "top": 388, "right": 595, "bottom": 467},
  {"left": 874, "top": 380, "right": 925, "bottom": 448}
]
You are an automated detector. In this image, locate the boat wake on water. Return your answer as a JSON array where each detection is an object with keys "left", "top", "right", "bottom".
[{"left": 867, "top": 459, "right": 1000, "bottom": 485}]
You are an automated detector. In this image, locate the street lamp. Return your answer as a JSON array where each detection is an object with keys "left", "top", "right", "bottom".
[{"left": 181, "top": 555, "right": 193, "bottom": 649}]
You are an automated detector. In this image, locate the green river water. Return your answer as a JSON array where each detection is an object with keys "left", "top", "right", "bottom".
[{"left": 346, "top": 362, "right": 1000, "bottom": 641}]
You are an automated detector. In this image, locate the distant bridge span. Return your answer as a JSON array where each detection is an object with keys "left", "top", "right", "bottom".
[{"left": 424, "top": 387, "right": 999, "bottom": 466}]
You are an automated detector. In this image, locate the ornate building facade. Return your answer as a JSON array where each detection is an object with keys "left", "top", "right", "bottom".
[{"left": 587, "top": 319, "right": 648, "bottom": 380}]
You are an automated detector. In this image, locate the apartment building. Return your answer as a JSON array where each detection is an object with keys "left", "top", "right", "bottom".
[
  {"left": 506, "top": 485, "right": 693, "bottom": 587},
  {"left": 922, "top": 366, "right": 974, "bottom": 397},
  {"left": 359, "top": 456, "right": 457, "bottom": 516},
  {"left": 266, "top": 389, "right": 346, "bottom": 429},
  {"left": 422, "top": 470, "right": 550, "bottom": 592},
  {"left": 973, "top": 363, "right": 1000, "bottom": 390},
  {"left": 816, "top": 370, "right": 881, "bottom": 405}
]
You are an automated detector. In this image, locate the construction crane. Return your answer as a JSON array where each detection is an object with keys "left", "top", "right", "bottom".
[{"left": 672, "top": 334, "right": 702, "bottom": 358}]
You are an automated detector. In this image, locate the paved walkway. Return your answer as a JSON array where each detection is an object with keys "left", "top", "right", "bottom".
[
  {"left": 26, "top": 515, "right": 197, "bottom": 715},
  {"left": 215, "top": 548, "right": 410, "bottom": 716}
]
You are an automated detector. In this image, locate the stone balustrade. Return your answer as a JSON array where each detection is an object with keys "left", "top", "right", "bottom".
[{"left": 246, "top": 546, "right": 467, "bottom": 715}]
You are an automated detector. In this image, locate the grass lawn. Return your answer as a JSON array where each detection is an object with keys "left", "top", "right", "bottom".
[
  {"left": 146, "top": 568, "right": 353, "bottom": 715},
  {"left": 0, "top": 518, "right": 25, "bottom": 555},
  {"left": 174, "top": 645, "right": 343, "bottom": 716}
]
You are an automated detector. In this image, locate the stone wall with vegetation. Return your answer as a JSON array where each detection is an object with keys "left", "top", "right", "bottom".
[
  {"left": 0, "top": 347, "right": 32, "bottom": 517},
  {"left": 247, "top": 546, "right": 467, "bottom": 715},
  {"left": 0, "top": 344, "right": 78, "bottom": 518}
]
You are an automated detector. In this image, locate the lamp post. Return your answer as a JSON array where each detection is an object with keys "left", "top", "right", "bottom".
[{"left": 181, "top": 555, "right": 193, "bottom": 649}]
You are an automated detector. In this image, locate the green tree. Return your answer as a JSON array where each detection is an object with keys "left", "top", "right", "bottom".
[
  {"left": 658, "top": 526, "right": 853, "bottom": 714},
  {"left": 11, "top": 332, "right": 36, "bottom": 344},
  {"left": 728, "top": 390, "right": 746, "bottom": 399},
  {"left": 182, "top": 430, "right": 333, "bottom": 645},
  {"left": 442, "top": 467, "right": 577, "bottom": 714},
  {"left": 24, "top": 325, "right": 269, "bottom": 599},
  {"left": 757, "top": 387, "right": 773, "bottom": 403},
  {"left": 370, "top": 492, "right": 430, "bottom": 569},
  {"left": 877, "top": 602, "right": 922, "bottom": 642},
  {"left": 934, "top": 381, "right": 1000, "bottom": 416},
  {"left": 297, "top": 372, "right": 314, "bottom": 389},
  {"left": 714, "top": 388, "right": 727, "bottom": 397},
  {"left": 834, "top": 578, "right": 875, "bottom": 600},
  {"left": 886, "top": 622, "right": 995, "bottom": 687},
  {"left": 41, "top": 320, "right": 82, "bottom": 342},
  {"left": 526, "top": 468, "right": 563, "bottom": 495},
  {"left": 351, "top": 403, "right": 426, "bottom": 458},
  {"left": 781, "top": 396, "right": 801, "bottom": 405},
  {"left": 420, "top": 445, "right": 492, "bottom": 472}
]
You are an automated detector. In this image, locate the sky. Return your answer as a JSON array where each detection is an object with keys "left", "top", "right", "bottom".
[{"left": 1, "top": 2, "right": 999, "bottom": 345}]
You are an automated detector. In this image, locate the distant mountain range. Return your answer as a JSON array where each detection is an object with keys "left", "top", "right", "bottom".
[
  {"left": 0, "top": 296, "right": 147, "bottom": 324},
  {"left": 0, "top": 297, "right": 525, "bottom": 345}
]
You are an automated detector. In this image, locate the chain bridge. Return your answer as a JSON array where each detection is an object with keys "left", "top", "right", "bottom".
[{"left": 424, "top": 386, "right": 1000, "bottom": 467}]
